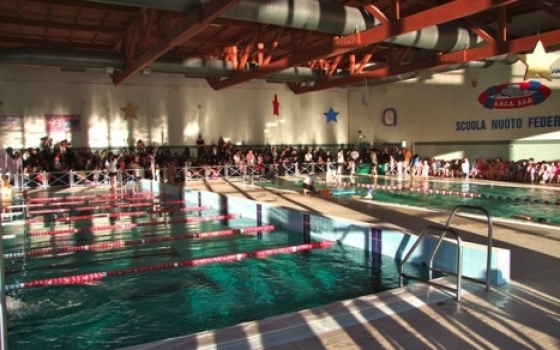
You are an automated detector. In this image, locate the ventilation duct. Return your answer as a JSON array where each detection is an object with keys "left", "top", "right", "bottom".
[
  {"left": 0, "top": 0, "right": 522, "bottom": 87},
  {"left": 84, "top": 0, "right": 519, "bottom": 58},
  {"left": 0, "top": 47, "right": 319, "bottom": 82}
]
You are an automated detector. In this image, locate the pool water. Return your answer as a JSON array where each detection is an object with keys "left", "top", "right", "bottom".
[
  {"left": 3, "top": 192, "right": 421, "bottom": 350},
  {"left": 259, "top": 177, "right": 560, "bottom": 225}
]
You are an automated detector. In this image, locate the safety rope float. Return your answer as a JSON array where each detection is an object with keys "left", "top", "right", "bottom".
[
  {"left": 25, "top": 192, "right": 166, "bottom": 202},
  {"left": 3, "top": 213, "right": 238, "bottom": 239},
  {"left": 4, "top": 224, "right": 276, "bottom": 259},
  {"left": 16, "top": 199, "right": 186, "bottom": 211},
  {"left": 5, "top": 240, "right": 334, "bottom": 291},
  {"left": 23, "top": 206, "right": 209, "bottom": 224},
  {"left": 26, "top": 200, "right": 187, "bottom": 215},
  {"left": 318, "top": 180, "right": 559, "bottom": 204}
]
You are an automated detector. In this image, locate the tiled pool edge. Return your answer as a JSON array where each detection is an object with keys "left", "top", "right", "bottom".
[{"left": 124, "top": 278, "right": 486, "bottom": 350}]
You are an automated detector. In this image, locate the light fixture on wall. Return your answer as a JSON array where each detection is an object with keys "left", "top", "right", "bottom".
[
  {"left": 140, "top": 68, "right": 151, "bottom": 76},
  {"left": 104, "top": 67, "right": 115, "bottom": 74}
]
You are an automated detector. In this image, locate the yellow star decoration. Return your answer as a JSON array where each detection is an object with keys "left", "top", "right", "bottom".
[
  {"left": 518, "top": 40, "right": 560, "bottom": 81},
  {"left": 120, "top": 101, "right": 139, "bottom": 120}
]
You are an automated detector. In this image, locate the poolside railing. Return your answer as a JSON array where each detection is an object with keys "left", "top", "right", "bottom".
[{"left": 2, "top": 162, "right": 326, "bottom": 190}]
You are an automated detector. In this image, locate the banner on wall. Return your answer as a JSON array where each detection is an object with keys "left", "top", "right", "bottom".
[
  {"left": 44, "top": 114, "right": 81, "bottom": 132},
  {"left": 478, "top": 81, "right": 551, "bottom": 110},
  {"left": 0, "top": 115, "right": 24, "bottom": 132}
]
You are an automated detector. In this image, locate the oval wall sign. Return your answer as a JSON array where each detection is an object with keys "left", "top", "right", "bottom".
[{"left": 478, "top": 81, "right": 551, "bottom": 110}]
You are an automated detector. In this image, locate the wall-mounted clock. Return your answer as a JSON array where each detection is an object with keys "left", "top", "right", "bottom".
[{"left": 383, "top": 108, "right": 397, "bottom": 126}]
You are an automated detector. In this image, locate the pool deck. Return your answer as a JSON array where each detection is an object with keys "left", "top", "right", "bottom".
[{"left": 130, "top": 177, "right": 560, "bottom": 350}]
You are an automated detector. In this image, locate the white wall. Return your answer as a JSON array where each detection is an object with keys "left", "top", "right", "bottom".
[
  {"left": 350, "top": 55, "right": 560, "bottom": 161},
  {"left": 0, "top": 65, "right": 349, "bottom": 149},
  {"left": 3, "top": 53, "right": 559, "bottom": 162}
]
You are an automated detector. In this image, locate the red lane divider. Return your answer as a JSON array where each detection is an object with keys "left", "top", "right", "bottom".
[
  {"left": 24, "top": 214, "right": 237, "bottom": 238},
  {"left": 28, "top": 208, "right": 73, "bottom": 215},
  {"left": 24, "top": 206, "right": 209, "bottom": 224},
  {"left": 7, "top": 201, "right": 86, "bottom": 209},
  {"left": 4, "top": 225, "right": 276, "bottom": 259},
  {"left": 20, "top": 199, "right": 186, "bottom": 210},
  {"left": 5, "top": 241, "right": 334, "bottom": 291},
  {"left": 27, "top": 192, "right": 164, "bottom": 203},
  {"left": 407, "top": 186, "right": 480, "bottom": 198},
  {"left": 319, "top": 181, "right": 520, "bottom": 201},
  {"left": 28, "top": 206, "right": 110, "bottom": 215},
  {"left": 27, "top": 200, "right": 188, "bottom": 215},
  {"left": 91, "top": 199, "right": 186, "bottom": 205}
]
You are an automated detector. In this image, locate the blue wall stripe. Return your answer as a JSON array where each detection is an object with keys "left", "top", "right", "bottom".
[
  {"left": 198, "top": 192, "right": 202, "bottom": 217},
  {"left": 303, "top": 213, "right": 311, "bottom": 243},
  {"left": 257, "top": 204, "right": 263, "bottom": 238},
  {"left": 257, "top": 204, "right": 262, "bottom": 226},
  {"left": 220, "top": 195, "right": 229, "bottom": 225},
  {"left": 371, "top": 228, "right": 382, "bottom": 272}
]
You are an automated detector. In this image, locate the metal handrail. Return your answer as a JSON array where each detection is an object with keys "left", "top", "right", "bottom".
[
  {"left": 400, "top": 205, "right": 493, "bottom": 301},
  {"left": 400, "top": 224, "right": 463, "bottom": 301},
  {"left": 444, "top": 205, "right": 493, "bottom": 292}
]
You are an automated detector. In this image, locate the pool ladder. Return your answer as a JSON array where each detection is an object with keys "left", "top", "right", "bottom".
[{"left": 399, "top": 205, "right": 493, "bottom": 301}]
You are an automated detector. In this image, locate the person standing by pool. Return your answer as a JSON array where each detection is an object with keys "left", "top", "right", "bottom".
[
  {"left": 461, "top": 157, "right": 470, "bottom": 179},
  {"left": 364, "top": 187, "right": 374, "bottom": 199},
  {"left": 336, "top": 149, "right": 345, "bottom": 175},
  {"left": 302, "top": 171, "right": 319, "bottom": 195},
  {"left": 107, "top": 150, "right": 124, "bottom": 189}
]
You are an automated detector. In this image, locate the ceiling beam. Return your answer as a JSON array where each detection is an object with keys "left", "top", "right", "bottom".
[
  {"left": 26, "top": 0, "right": 140, "bottom": 13},
  {"left": 209, "top": 0, "right": 520, "bottom": 90},
  {"left": 0, "top": 15, "right": 124, "bottom": 33},
  {"left": 538, "top": 0, "right": 560, "bottom": 19},
  {"left": 0, "top": 35, "right": 114, "bottom": 50},
  {"left": 291, "top": 28, "right": 560, "bottom": 93},
  {"left": 111, "top": 0, "right": 243, "bottom": 85}
]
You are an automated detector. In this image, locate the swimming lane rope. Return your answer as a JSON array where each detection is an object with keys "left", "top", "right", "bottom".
[
  {"left": 25, "top": 192, "right": 166, "bottom": 202},
  {"left": 11, "top": 199, "right": 186, "bottom": 211},
  {"left": 5, "top": 241, "right": 334, "bottom": 291},
  {"left": 3, "top": 213, "right": 237, "bottom": 240},
  {"left": 25, "top": 200, "right": 187, "bottom": 215},
  {"left": 317, "top": 180, "right": 560, "bottom": 205},
  {"left": 22, "top": 206, "right": 209, "bottom": 224},
  {"left": 4, "top": 224, "right": 276, "bottom": 259}
]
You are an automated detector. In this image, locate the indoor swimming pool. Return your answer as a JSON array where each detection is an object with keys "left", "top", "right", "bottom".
[
  {"left": 1, "top": 189, "right": 422, "bottom": 350},
  {"left": 260, "top": 176, "right": 560, "bottom": 226}
]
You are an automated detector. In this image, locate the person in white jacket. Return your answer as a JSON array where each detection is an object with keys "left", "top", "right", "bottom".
[
  {"left": 107, "top": 150, "right": 124, "bottom": 189},
  {"left": 302, "top": 172, "right": 319, "bottom": 195}
]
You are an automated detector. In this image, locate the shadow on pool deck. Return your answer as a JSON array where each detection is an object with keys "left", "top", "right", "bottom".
[{"left": 123, "top": 178, "right": 560, "bottom": 349}]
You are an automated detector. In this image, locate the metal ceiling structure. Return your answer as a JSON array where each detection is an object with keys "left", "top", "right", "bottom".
[{"left": 0, "top": 0, "right": 559, "bottom": 93}]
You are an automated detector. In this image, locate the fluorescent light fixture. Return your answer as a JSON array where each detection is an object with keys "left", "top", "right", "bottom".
[
  {"left": 104, "top": 67, "right": 114, "bottom": 74},
  {"left": 141, "top": 68, "right": 151, "bottom": 76}
]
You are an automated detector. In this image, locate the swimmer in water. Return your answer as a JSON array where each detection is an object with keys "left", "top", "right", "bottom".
[{"left": 5, "top": 295, "right": 23, "bottom": 313}]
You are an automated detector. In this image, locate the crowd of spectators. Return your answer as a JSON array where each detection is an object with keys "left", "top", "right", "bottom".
[{"left": 1, "top": 135, "right": 559, "bottom": 188}]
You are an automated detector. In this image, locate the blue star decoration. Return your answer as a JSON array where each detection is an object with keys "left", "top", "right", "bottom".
[{"left": 323, "top": 107, "right": 339, "bottom": 123}]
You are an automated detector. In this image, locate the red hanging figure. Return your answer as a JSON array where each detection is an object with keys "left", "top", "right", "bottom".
[{"left": 272, "top": 94, "right": 280, "bottom": 116}]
